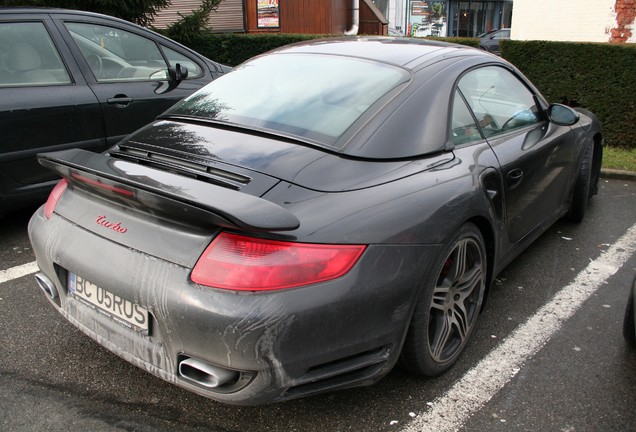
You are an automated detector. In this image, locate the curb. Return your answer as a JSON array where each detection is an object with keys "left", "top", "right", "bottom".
[{"left": 600, "top": 169, "right": 636, "bottom": 181}]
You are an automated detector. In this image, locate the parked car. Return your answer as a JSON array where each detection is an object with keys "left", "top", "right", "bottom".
[
  {"left": 29, "top": 37, "right": 603, "bottom": 405},
  {"left": 0, "top": 8, "right": 230, "bottom": 215},
  {"left": 479, "top": 28, "right": 510, "bottom": 55},
  {"left": 624, "top": 276, "right": 636, "bottom": 346}
]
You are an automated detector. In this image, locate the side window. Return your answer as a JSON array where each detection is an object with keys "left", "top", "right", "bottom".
[
  {"left": 451, "top": 90, "right": 483, "bottom": 145},
  {"left": 0, "top": 22, "right": 71, "bottom": 87},
  {"left": 458, "top": 66, "right": 540, "bottom": 138},
  {"left": 65, "top": 22, "right": 168, "bottom": 82},
  {"left": 161, "top": 46, "right": 203, "bottom": 78},
  {"left": 494, "top": 30, "right": 510, "bottom": 40}
]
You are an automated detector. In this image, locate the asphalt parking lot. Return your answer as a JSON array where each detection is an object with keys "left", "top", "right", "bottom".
[{"left": 1, "top": 177, "right": 635, "bottom": 432}]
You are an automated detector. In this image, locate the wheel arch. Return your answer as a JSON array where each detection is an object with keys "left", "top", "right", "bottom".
[
  {"left": 467, "top": 215, "right": 496, "bottom": 303},
  {"left": 590, "top": 132, "right": 603, "bottom": 197}
]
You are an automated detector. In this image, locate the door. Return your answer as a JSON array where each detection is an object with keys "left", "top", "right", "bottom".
[
  {"left": 0, "top": 18, "right": 103, "bottom": 206},
  {"left": 55, "top": 18, "right": 212, "bottom": 147},
  {"left": 456, "top": 65, "right": 577, "bottom": 242}
]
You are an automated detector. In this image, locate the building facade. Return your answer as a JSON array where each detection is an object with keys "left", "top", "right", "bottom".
[
  {"left": 512, "top": 0, "right": 635, "bottom": 43},
  {"left": 152, "top": 0, "right": 246, "bottom": 32},
  {"left": 374, "top": 1, "right": 513, "bottom": 37},
  {"left": 153, "top": 0, "right": 387, "bottom": 35}
]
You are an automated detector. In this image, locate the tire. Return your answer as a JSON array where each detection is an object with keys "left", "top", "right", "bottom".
[
  {"left": 566, "top": 143, "right": 593, "bottom": 223},
  {"left": 623, "top": 279, "right": 636, "bottom": 347},
  {"left": 588, "top": 143, "right": 602, "bottom": 198},
  {"left": 399, "top": 223, "right": 487, "bottom": 376}
]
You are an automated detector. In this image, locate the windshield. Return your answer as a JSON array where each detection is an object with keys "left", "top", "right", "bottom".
[{"left": 166, "top": 53, "right": 409, "bottom": 147}]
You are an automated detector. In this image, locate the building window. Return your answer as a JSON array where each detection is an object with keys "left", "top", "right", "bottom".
[{"left": 450, "top": 1, "right": 513, "bottom": 37}]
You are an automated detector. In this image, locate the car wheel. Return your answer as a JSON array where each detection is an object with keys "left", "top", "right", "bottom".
[
  {"left": 566, "top": 143, "right": 593, "bottom": 223},
  {"left": 623, "top": 278, "right": 636, "bottom": 347},
  {"left": 400, "top": 223, "right": 487, "bottom": 376}
]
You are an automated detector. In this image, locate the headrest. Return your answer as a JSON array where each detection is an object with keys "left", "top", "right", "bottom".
[{"left": 10, "top": 42, "right": 42, "bottom": 72}]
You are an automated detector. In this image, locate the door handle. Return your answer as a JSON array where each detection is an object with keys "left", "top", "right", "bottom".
[
  {"left": 107, "top": 95, "right": 134, "bottom": 107},
  {"left": 507, "top": 168, "right": 523, "bottom": 189}
]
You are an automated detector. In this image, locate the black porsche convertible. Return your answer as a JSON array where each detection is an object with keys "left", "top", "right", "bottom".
[{"left": 28, "top": 37, "right": 603, "bottom": 405}]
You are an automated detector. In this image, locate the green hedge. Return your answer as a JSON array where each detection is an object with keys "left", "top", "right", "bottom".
[
  {"left": 182, "top": 34, "right": 480, "bottom": 66},
  {"left": 425, "top": 36, "right": 480, "bottom": 48},
  {"left": 184, "top": 33, "right": 327, "bottom": 66},
  {"left": 501, "top": 40, "right": 636, "bottom": 149},
  {"left": 176, "top": 33, "right": 635, "bottom": 149}
]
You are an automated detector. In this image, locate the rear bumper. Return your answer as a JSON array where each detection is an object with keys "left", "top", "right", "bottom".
[{"left": 28, "top": 207, "right": 439, "bottom": 405}]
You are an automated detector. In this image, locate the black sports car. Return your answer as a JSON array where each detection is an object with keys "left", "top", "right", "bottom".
[{"left": 28, "top": 37, "right": 603, "bottom": 405}]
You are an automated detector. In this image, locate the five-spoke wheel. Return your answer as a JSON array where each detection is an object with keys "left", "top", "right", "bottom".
[{"left": 400, "top": 223, "right": 487, "bottom": 376}]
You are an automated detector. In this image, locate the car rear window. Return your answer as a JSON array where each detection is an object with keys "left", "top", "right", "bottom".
[{"left": 167, "top": 53, "right": 408, "bottom": 147}]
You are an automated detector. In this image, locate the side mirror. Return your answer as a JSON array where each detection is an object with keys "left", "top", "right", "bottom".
[
  {"left": 168, "top": 63, "right": 189, "bottom": 82},
  {"left": 548, "top": 103, "right": 579, "bottom": 126},
  {"left": 156, "top": 63, "right": 189, "bottom": 94}
]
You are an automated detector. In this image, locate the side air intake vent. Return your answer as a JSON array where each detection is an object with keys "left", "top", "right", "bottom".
[{"left": 109, "top": 144, "right": 251, "bottom": 190}]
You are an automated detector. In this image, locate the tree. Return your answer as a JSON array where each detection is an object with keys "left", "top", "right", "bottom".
[
  {"left": 163, "top": 0, "right": 221, "bottom": 44},
  {"left": 0, "top": 0, "right": 170, "bottom": 26}
]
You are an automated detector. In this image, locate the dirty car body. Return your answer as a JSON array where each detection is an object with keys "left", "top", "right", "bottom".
[{"left": 28, "top": 37, "right": 603, "bottom": 405}]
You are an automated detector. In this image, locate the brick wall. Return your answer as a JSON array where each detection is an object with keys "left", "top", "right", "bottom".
[{"left": 611, "top": 0, "right": 636, "bottom": 42}]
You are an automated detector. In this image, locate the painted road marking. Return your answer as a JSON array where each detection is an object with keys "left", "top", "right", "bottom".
[
  {"left": 0, "top": 261, "right": 38, "bottom": 285},
  {"left": 402, "top": 222, "right": 636, "bottom": 432}
]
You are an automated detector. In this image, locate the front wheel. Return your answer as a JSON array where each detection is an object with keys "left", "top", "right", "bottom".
[
  {"left": 566, "top": 143, "right": 593, "bottom": 223},
  {"left": 400, "top": 223, "right": 487, "bottom": 376}
]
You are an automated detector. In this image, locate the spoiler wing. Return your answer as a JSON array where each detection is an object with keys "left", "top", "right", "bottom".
[{"left": 39, "top": 149, "right": 300, "bottom": 232}]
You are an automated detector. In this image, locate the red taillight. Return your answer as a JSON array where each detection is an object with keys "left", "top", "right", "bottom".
[
  {"left": 44, "top": 179, "right": 68, "bottom": 219},
  {"left": 191, "top": 232, "right": 366, "bottom": 291}
]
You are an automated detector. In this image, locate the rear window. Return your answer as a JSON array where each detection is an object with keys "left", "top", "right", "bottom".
[{"left": 167, "top": 53, "right": 408, "bottom": 146}]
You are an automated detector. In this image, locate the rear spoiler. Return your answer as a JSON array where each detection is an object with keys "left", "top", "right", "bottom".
[{"left": 38, "top": 149, "right": 300, "bottom": 232}]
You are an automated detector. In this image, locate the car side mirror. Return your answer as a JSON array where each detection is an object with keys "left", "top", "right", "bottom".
[
  {"left": 168, "top": 63, "right": 189, "bottom": 82},
  {"left": 155, "top": 63, "right": 189, "bottom": 94},
  {"left": 548, "top": 103, "right": 579, "bottom": 126}
]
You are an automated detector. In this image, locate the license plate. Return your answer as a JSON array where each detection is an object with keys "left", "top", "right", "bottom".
[{"left": 68, "top": 273, "right": 149, "bottom": 333}]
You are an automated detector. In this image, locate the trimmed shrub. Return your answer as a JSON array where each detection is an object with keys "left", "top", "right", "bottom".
[
  {"left": 501, "top": 40, "right": 636, "bottom": 149},
  {"left": 185, "top": 33, "right": 328, "bottom": 66},
  {"left": 425, "top": 36, "right": 480, "bottom": 48}
]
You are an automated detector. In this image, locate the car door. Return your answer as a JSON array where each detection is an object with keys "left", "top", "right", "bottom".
[
  {"left": 52, "top": 15, "right": 215, "bottom": 147},
  {"left": 456, "top": 65, "right": 577, "bottom": 243},
  {"left": 0, "top": 15, "right": 104, "bottom": 207}
]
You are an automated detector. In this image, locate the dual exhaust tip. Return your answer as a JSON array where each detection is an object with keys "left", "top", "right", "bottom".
[
  {"left": 178, "top": 357, "right": 239, "bottom": 388},
  {"left": 35, "top": 272, "right": 61, "bottom": 306}
]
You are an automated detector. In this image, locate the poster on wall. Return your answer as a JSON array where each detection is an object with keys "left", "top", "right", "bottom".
[
  {"left": 407, "top": 1, "right": 447, "bottom": 37},
  {"left": 257, "top": 0, "right": 280, "bottom": 28}
]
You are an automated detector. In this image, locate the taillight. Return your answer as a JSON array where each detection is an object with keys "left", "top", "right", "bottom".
[
  {"left": 44, "top": 179, "right": 68, "bottom": 219},
  {"left": 191, "top": 232, "right": 366, "bottom": 291}
]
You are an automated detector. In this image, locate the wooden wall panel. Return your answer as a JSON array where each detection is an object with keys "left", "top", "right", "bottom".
[
  {"left": 360, "top": 0, "right": 388, "bottom": 35},
  {"left": 152, "top": 0, "right": 245, "bottom": 32},
  {"left": 245, "top": 0, "right": 384, "bottom": 35}
]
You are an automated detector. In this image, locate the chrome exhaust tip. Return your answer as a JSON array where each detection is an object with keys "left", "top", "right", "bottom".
[
  {"left": 178, "top": 357, "right": 239, "bottom": 388},
  {"left": 35, "top": 272, "right": 58, "bottom": 300}
]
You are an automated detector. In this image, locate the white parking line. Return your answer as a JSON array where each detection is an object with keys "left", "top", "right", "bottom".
[
  {"left": 0, "top": 261, "right": 39, "bottom": 284},
  {"left": 403, "top": 222, "right": 636, "bottom": 432}
]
